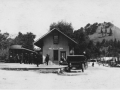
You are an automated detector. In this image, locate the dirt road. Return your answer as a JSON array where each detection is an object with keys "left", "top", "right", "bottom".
[{"left": 0, "top": 63, "right": 120, "bottom": 89}]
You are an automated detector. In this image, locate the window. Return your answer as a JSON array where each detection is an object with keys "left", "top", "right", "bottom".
[{"left": 53, "top": 32, "right": 59, "bottom": 44}]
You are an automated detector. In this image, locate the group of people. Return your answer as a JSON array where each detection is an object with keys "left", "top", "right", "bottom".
[
  {"left": 9, "top": 51, "right": 43, "bottom": 66},
  {"left": 9, "top": 51, "right": 69, "bottom": 67},
  {"left": 44, "top": 55, "right": 66, "bottom": 65}
]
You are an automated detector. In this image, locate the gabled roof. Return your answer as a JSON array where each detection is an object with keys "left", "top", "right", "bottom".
[{"left": 34, "top": 28, "right": 78, "bottom": 46}]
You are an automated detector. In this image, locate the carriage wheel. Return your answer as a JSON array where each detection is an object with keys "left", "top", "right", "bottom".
[
  {"left": 67, "top": 63, "right": 71, "bottom": 72},
  {"left": 67, "top": 67, "right": 71, "bottom": 72}
]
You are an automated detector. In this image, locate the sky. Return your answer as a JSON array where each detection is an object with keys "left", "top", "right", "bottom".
[{"left": 0, "top": 0, "right": 120, "bottom": 40}]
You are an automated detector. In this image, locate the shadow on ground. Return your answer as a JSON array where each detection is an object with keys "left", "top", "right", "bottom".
[
  {"left": 58, "top": 70, "right": 88, "bottom": 76},
  {"left": 1, "top": 68, "right": 29, "bottom": 71}
]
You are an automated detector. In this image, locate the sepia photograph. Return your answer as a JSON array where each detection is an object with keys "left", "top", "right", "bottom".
[{"left": 0, "top": 0, "right": 120, "bottom": 89}]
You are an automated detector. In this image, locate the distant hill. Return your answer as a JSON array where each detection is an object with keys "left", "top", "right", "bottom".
[{"left": 88, "top": 22, "right": 120, "bottom": 43}]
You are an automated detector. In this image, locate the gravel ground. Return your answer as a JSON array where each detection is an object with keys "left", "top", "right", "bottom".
[{"left": 0, "top": 63, "right": 120, "bottom": 89}]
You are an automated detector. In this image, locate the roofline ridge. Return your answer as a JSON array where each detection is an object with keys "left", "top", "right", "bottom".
[{"left": 34, "top": 28, "right": 78, "bottom": 45}]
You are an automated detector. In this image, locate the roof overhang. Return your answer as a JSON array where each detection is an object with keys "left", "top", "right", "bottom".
[
  {"left": 10, "top": 45, "right": 22, "bottom": 49},
  {"left": 10, "top": 45, "right": 36, "bottom": 53}
]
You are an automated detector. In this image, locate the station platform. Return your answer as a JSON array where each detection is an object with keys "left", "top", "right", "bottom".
[{"left": 0, "top": 63, "right": 67, "bottom": 73}]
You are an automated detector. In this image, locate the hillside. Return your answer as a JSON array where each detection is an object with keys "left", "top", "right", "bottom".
[{"left": 88, "top": 22, "right": 120, "bottom": 43}]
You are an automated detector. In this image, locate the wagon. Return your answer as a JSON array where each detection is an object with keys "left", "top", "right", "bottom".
[{"left": 66, "top": 55, "right": 86, "bottom": 72}]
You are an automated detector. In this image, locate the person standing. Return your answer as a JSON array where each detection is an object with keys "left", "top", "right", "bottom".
[
  {"left": 45, "top": 54, "right": 49, "bottom": 65},
  {"left": 60, "top": 56, "right": 65, "bottom": 65},
  {"left": 36, "top": 53, "right": 40, "bottom": 67},
  {"left": 92, "top": 62, "right": 94, "bottom": 67}
]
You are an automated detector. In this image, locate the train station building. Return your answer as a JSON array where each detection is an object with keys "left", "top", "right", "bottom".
[{"left": 34, "top": 28, "right": 78, "bottom": 64}]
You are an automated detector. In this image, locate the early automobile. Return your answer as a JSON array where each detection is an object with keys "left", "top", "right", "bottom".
[{"left": 66, "top": 55, "right": 87, "bottom": 72}]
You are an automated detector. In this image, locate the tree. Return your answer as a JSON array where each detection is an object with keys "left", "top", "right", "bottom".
[
  {"left": 90, "top": 22, "right": 98, "bottom": 34},
  {"left": 96, "top": 41, "right": 101, "bottom": 48},
  {"left": 0, "top": 31, "right": 12, "bottom": 61},
  {"left": 105, "top": 29, "right": 107, "bottom": 36},
  {"left": 50, "top": 21, "right": 74, "bottom": 38},
  {"left": 109, "top": 28, "right": 113, "bottom": 36},
  {"left": 73, "top": 28, "right": 90, "bottom": 55},
  {"left": 101, "top": 28, "right": 103, "bottom": 37},
  {"left": 114, "top": 38, "right": 117, "bottom": 47},
  {"left": 13, "top": 32, "right": 36, "bottom": 50},
  {"left": 22, "top": 32, "right": 36, "bottom": 50},
  {"left": 85, "top": 23, "right": 91, "bottom": 28},
  {"left": 13, "top": 32, "right": 24, "bottom": 45},
  {"left": 84, "top": 22, "right": 98, "bottom": 35},
  {"left": 101, "top": 39, "right": 106, "bottom": 46},
  {"left": 87, "top": 40, "right": 98, "bottom": 58}
]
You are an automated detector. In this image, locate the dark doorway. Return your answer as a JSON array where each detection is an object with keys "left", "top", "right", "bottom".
[{"left": 53, "top": 50, "right": 59, "bottom": 61}]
